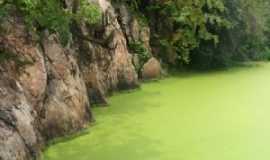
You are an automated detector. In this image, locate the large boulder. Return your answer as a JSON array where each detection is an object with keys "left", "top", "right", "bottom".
[{"left": 141, "top": 57, "right": 162, "bottom": 80}]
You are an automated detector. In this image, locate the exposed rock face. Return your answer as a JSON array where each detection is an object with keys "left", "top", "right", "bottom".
[
  {"left": 40, "top": 35, "right": 91, "bottom": 140},
  {"left": 0, "top": 16, "right": 91, "bottom": 159},
  {"left": 0, "top": 17, "right": 45, "bottom": 159},
  {"left": 0, "top": 76, "right": 41, "bottom": 160},
  {"left": 77, "top": 0, "right": 139, "bottom": 105},
  {"left": 115, "top": 4, "right": 152, "bottom": 54},
  {"left": 141, "top": 57, "right": 162, "bottom": 80},
  {"left": 0, "top": 0, "right": 157, "bottom": 159},
  {"left": 114, "top": 3, "right": 156, "bottom": 77}
]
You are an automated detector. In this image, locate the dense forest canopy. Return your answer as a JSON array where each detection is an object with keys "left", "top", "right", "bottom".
[
  {"left": 1, "top": 0, "right": 270, "bottom": 69},
  {"left": 116, "top": 0, "right": 270, "bottom": 69}
]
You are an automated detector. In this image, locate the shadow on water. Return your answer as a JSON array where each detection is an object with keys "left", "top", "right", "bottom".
[
  {"left": 44, "top": 128, "right": 91, "bottom": 147},
  {"left": 43, "top": 136, "right": 162, "bottom": 160},
  {"left": 170, "top": 62, "right": 267, "bottom": 78}
]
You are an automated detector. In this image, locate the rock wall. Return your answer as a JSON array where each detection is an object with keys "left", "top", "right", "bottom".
[
  {"left": 0, "top": 0, "right": 157, "bottom": 159},
  {"left": 0, "top": 15, "right": 91, "bottom": 159},
  {"left": 76, "top": 0, "right": 139, "bottom": 105},
  {"left": 114, "top": 3, "right": 152, "bottom": 54}
]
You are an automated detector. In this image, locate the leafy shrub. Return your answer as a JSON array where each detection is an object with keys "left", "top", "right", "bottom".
[
  {"left": 128, "top": 41, "right": 150, "bottom": 72},
  {"left": 189, "top": 0, "right": 270, "bottom": 69},
  {"left": 0, "top": 0, "right": 101, "bottom": 44},
  {"left": 75, "top": 0, "right": 102, "bottom": 25},
  {"left": 145, "top": 0, "right": 231, "bottom": 66},
  {"left": 0, "top": 50, "right": 14, "bottom": 63},
  {"left": 0, "top": 1, "right": 10, "bottom": 21},
  {"left": 261, "top": 47, "right": 270, "bottom": 61},
  {"left": 0, "top": 50, "right": 32, "bottom": 66}
]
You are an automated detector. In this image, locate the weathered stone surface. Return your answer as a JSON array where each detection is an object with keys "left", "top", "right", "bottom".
[
  {"left": 40, "top": 34, "right": 91, "bottom": 139},
  {"left": 0, "top": 15, "right": 47, "bottom": 113},
  {"left": 0, "top": 121, "right": 31, "bottom": 160},
  {"left": 0, "top": 0, "right": 153, "bottom": 159},
  {"left": 0, "top": 76, "right": 41, "bottom": 160},
  {"left": 77, "top": 0, "right": 139, "bottom": 104},
  {"left": 0, "top": 17, "right": 45, "bottom": 160},
  {"left": 141, "top": 57, "right": 162, "bottom": 80},
  {"left": 0, "top": 14, "right": 92, "bottom": 159},
  {"left": 115, "top": 4, "right": 152, "bottom": 55}
]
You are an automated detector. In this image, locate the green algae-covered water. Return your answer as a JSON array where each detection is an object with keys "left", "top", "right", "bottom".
[{"left": 43, "top": 63, "right": 270, "bottom": 160}]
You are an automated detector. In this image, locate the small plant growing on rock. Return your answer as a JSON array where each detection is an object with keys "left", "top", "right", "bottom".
[
  {"left": 128, "top": 40, "right": 150, "bottom": 72},
  {"left": 0, "top": 50, "right": 32, "bottom": 68}
]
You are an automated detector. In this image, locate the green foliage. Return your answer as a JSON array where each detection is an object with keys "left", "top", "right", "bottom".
[
  {"left": 146, "top": 0, "right": 231, "bottom": 66},
  {"left": 75, "top": 0, "right": 101, "bottom": 25},
  {"left": 233, "top": 0, "right": 270, "bottom": 59},
  {"left": 0, "top": 50, "right": 15, "bottom": 63},
  {"left": 189, "top": 0, "right": 270, "bottom": 69},
  {"left": 0, "top": 50, "right": 32, "bottom": 66},
  {"left": 0, "top": 1, "right": 10, "bottom": 21},
  {"left": 0, "top": 0, "right": 101, "bottom": 45},
  {"left": 261, "top": 48, "right": 270, "bottom": 60},
  {"left": 23, "top": 0, "right": 72, "bottom": 44},
  {"left": 128, "top": 41, "right": 150, "bottom": 71}
]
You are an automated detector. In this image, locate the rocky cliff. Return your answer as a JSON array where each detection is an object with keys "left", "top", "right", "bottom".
[{"left": 0, "top": 0, "right": 161, "bottom": 159}]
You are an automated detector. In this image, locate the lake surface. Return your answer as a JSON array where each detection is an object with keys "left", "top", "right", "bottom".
[{"left": 43, "top": 63, "right": 270, "bottom": 160}]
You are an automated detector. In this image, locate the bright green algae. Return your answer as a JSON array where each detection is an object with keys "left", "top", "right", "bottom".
[{"left": 43, "top": 63, "right": 270, "bottom": 160}]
